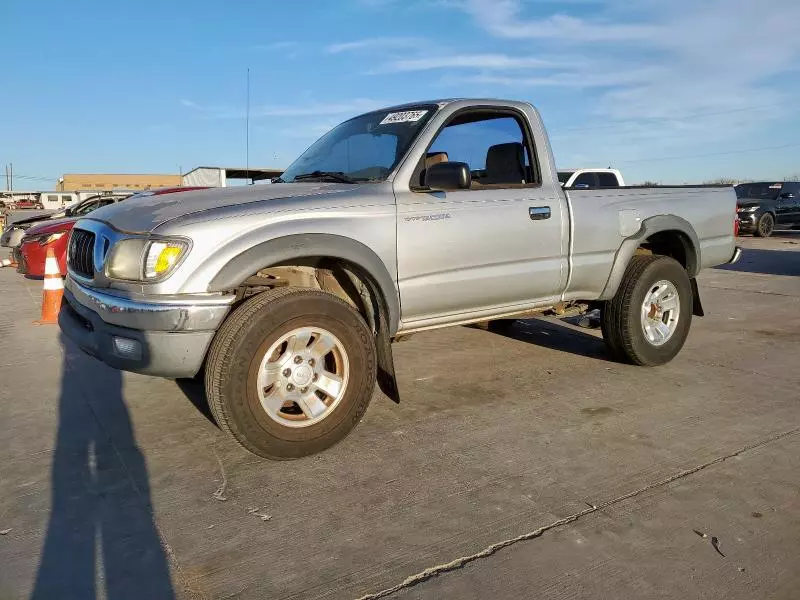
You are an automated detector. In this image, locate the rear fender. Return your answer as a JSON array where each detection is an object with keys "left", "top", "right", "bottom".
[{"left": 599, "top": 215, "right": 701, "bottom": 301}]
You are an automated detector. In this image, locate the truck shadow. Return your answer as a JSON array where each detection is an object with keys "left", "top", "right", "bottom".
[
  {"left": 715, "top": 245, "right": 800, "bottom": 277},
  {"left": 476, "top": 317, "right": 615, "bottom": 363},
  {"left": 32, "top": 333, "right": 176, "bottom": 600},
  {"left": 174, "top": 376, "right": 217, "bottom": 427}
]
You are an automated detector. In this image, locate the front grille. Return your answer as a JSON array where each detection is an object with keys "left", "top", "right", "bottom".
[{"left": 68, "top": 229, "right": 95, "bottom": 278}]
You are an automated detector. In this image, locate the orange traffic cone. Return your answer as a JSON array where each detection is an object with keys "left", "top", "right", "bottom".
[{"left": 36, "top": 248, "right": 63, "bottom": 324}]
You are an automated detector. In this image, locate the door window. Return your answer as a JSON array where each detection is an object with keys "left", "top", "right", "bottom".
[{"left": 425, "top": 113, "right": 536, "bottom": 188}]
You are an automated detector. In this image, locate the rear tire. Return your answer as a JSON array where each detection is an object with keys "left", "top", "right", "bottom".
[
  {"left": 601, "top": 255, "right": 692, "bottom": 366},
  {"left": 205, "top": 287, "right": 377, "bottom": 460},
  {"left": 754, "top": 212, "right": 775, "bottom": 237}
]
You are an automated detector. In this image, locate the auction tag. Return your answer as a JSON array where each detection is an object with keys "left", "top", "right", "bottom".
[{"left": 379, "top": 110, "right": 428, "bottom": 125}]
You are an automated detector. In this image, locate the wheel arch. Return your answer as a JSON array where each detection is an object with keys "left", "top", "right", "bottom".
[
  {"left": 207, "top": 233, "right": 402, "bottom": 403},
  {"left": 208, "top": 233, "right": 400, "bottom": 335},
  {"left": 599, "top": 215, "right": 701, "bottom": 301}
]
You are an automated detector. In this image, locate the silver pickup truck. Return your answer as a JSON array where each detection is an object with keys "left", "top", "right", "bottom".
[{"left": 59, "top": 98, "right": 740, "bottom": 459}]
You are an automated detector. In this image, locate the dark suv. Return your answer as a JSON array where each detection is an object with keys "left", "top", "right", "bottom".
[{"left": 736, "top": 182, "right": 800, "bottom": 237}]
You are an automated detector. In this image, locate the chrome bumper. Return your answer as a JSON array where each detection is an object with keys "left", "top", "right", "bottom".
[
  {"left": 64, "top": 276, "right": 234, "bottom": 332},
  {"left": 59, "top": 277, "right": 235, "bottom": 378}
]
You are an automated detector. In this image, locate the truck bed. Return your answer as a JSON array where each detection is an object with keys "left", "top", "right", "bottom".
[{"left": 563, "top": 185, "right": 737, "bottom": 300}]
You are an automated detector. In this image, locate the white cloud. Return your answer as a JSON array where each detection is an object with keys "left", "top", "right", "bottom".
[
  {"left": 462, "top": 0, "right": 659, "bottom": 42},
  {"left": 456, "top": 0, "right": 800, "bottom": 114},
  {"left": 375, "top": 53, "right": 563, "bottom": 73},
  {"left": 252, "top": 41, "right": 301, "bottom": 51},
  {"left": 180, "top": 99, "right": 202, "bottom": 109},
  {"left": 180, "top": 98, "right": 387, "bottom": 120},
  {"left": 441, "top": 0, "right": 800, "bottom": 180},
  {"left": 326, "top": 37, "right": 425, "bottom": 54},
  {"left": 457, "top": 66, "right": 661, "bottom": 89}
]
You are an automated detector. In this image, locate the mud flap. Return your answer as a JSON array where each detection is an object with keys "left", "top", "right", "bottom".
[
  {"left": 690, "top": 278, "right": 704, "bottom": 317},
  {"left": 376, "top": 310, "right": 400, "bottom": 403}
]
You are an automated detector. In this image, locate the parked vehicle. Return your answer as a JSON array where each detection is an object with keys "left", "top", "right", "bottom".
[
  {"left": 735, "top": 181, "right": 800, "bottom": 237},
  {"left": 18, "top": 187, "right": 204, "bottom": 277},
  {"left": 13, "top": 198, "right": 44, "bottom": 210},
  {"left": 1, "top": 193, "right": 130, "bottom": 250},
  {"left": 59, "top": 98, "right": 740, "bottom": 460},
  {"left": 40, "top": 192, "right": 79, "bottom": 210},
  {"left": 558, "top": 168, "right": 625, "bottom": 188}
]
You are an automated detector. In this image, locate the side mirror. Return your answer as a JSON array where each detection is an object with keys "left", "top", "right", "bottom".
[{"left": 425, "top": 162, "right": 471, "bottom": 191}]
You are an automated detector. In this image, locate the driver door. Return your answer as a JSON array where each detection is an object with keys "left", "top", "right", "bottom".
[{"left": 394, "top": 110, "right": 568, "bottom": 327}]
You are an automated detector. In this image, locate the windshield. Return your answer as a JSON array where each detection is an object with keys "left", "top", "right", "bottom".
[
  {"left": 735, "top": 182, "right": 782, "bottom": 200},
  {"left": 557, "top": 171, "right": 574, "bottom": 184},
  {"left": 72, "top": 201, "right": 102, "bottom": 216},
  {"left": 280, "top": 106, "right": 437, "bottom": 183}
]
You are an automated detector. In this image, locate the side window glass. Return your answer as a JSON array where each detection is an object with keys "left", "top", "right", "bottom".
[
  {"left": 596, "top": 172, "right": 619, "bottom": 187},
  {"left": 427, "top": 114, "right": 533, "bottom": 188},
  {"left": 572, "top": 172, "right": 596, "bottom": 188}
]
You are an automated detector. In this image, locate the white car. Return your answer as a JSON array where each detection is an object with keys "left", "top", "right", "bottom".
[{"left": 558, "top": 168, "right": 625, "bottom": 188}]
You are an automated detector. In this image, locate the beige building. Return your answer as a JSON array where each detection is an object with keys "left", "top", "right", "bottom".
[{"left": 57, "top": 173, "right": 181, "bottom": 192}]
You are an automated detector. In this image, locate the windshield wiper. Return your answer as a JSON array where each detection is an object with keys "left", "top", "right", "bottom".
[{"left": 292, "top": 171, "right": 357, "bottom": 183}]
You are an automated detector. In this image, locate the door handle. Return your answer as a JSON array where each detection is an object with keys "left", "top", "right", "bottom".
[{"left": 529, "top": 206, "right": 551, "bottom": 220}]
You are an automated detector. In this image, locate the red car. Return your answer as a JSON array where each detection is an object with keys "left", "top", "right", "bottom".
[
  {"left": 18, "top": 186, "right": 207, "bottom": 277},
  {"left": 18, "top": 218, "right": 74, "bottom": 276},
  {"left": 13, "top": 199, "right": 44, "bottom": 210}
]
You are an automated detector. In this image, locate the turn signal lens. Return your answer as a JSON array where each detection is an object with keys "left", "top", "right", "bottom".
[{"left": 144, "top": 241, "right": 187, "bottom": 279}]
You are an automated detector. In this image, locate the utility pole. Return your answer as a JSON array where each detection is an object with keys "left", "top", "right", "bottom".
[
  {"left": 4, "top": 164, "right": 8, "bottom": 191},
  {"left": 9, "top": 163, "right": 12, "bottom": 191},
  {"left": 245, "top": 68, "right": 251, "bottom": 184}
]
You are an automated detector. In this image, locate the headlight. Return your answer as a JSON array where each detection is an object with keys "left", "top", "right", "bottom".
[
  {"left": 39, "top": 231, "right": 66, "bottom": 246},
  {"left": 106, "top": 237, "right": 189, "bottom": 281},
  {"left": 737, "top": 206, "right": 759, "bottom": 213}
]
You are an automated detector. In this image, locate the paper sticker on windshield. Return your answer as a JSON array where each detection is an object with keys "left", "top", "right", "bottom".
[
  {"left": 769, "top": 183, "right": 782, "bottom": 188},
  {"left": 379, "top": 110, "right": 428, "bottom": 125}
]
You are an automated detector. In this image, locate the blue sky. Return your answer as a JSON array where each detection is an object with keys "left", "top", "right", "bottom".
[{"left": 3, "top": 0, "right": 800, "bottom": 187}]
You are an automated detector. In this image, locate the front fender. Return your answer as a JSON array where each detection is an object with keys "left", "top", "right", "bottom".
[{"left": 207, "top": 233, "right": 401, "bottom": 335}]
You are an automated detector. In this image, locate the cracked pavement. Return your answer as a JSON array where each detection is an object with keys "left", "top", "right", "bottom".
[{"left": 1, "top": 232, "right": 799, "bottom": 599}]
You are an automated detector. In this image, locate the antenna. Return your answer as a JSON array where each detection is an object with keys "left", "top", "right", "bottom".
[{"left": 246, "top": 68, "right": 250, "bottom": 185}]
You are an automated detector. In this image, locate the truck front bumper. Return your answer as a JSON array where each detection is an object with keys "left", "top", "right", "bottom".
[{"left": 58, "top": 276, "right": 235, "bottom": 378}]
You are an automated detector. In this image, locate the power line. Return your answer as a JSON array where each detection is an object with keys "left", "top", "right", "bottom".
[
  {"left": 554, "top": 101, "right": 794, "bottom": 135},
  {"left": 615, "top": 142, "right": 800, "bottom": 165},
  {"left": 5, "top": 174, "right": 58, "bottom": 182}
]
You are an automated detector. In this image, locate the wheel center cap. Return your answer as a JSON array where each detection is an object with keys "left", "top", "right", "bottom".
[{"left": 292, "top": 364, "right": 313, "bottom": 387}]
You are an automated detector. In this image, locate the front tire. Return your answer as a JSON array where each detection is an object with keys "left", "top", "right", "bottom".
[
  {"left": 754, "top": 212, "right": 775, "bottom": 237},
  {"left": 601, "top": 255, "right": 692, "bottom": 366},
  {"left": 205, "top": 287, "right": 377, "bottom": 459}
]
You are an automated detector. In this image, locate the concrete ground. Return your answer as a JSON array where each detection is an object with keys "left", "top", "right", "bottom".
[{"left": 1, "top": 233, "right": 798, "bottom": 600}]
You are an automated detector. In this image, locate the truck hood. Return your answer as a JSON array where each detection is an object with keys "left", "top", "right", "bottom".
[
  {"left": 24, "top": 217, "right": 78, "bottom": 236},
  {"left": 85, "top": 182, "right": 356, "bottom": 233},
  {"left": 6, "top": 212, "right": 60, "bottom": 229}
]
